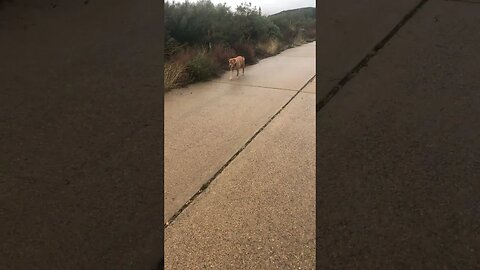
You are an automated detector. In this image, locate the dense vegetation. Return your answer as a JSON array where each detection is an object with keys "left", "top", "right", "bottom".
[{"left": 164, "top": 0, "right": 316, "bottom": 90}]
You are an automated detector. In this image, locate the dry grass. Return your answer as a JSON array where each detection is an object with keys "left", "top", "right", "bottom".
[
  {"left": 293, "top": 32, "right": 308, "bottom": 46},
  {"left": 256, "top": 38, "right": 283, "bottom": 57},
  {"left": 171, "top": 47, "right": 198, "bottom": 65},
  {"left": 164, "top": 46, "right": 205, "bottom": 90},
  {"left": 164, "top": 61, "right": 188, "bottom": 90}
]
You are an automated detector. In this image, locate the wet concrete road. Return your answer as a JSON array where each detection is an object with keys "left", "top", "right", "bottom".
[
  {"left": 318, "top": 0, "right": 420, "bottom": 101},
  {"left": 165, "top": 42, "right": 315, "bottom": 223},
  {"left": 0, "top": 1, "right": 162, "bottom": 269},
  {"left": 165, "top": 43, "right": 315, "bottom": 268},
  {"left": 318, "top": 0, "right": 480, "bottom": 268}
]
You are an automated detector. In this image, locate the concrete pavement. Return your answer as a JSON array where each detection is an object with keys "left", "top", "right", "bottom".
[
  {"left": 164, "top": 42, "right": 316, "bottom": 223},
  {"left": 317, "top": 0, "right": 420, "bottom": 101},
  {"left": 0, "top": 1, "right": 162, "bottom": 269},
  {"left": 165, "top": 43, "right": 315, "bottom": 268},
  {"left": 165, "top": 89, "right": 315, "bottom": 270},
  {"left": 164, "top": 83, "right": 295, "bottom": 222},
  {"left": 318, "top": 0, "right": 480, "bottom": 268}
]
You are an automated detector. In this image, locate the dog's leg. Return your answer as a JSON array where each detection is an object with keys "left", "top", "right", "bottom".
[
  {"left": 229, "top": 69, "right": 233, "bottom": 80},
  {"left": 242, "top": 58, "right": 245, "bottom": 76},
  {"left": 236, "top": 69, "right": 239, "bottom": 77}
]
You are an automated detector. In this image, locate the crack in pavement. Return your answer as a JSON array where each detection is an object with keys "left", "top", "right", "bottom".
[
  {"left": 164, "top": 74, "right": 316, "bottom": 230},
  {"left": 316, "top": 0, "right": 430, "bottom": 112},
  {"left": 211, "top": 81, "right": 301, "bottom": 93}
]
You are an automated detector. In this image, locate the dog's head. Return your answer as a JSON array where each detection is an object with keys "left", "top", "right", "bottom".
[{"left": 228, "top": 58, "right": 236, "bottom": 69}]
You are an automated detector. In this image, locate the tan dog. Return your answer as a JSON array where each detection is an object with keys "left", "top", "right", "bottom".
[{"left": 228, "top": 56, "right": 245, "bottom": 80}]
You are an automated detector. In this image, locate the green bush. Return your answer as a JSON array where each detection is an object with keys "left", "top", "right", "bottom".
[
  {"left": 187, "top": 52, "right": 218, "bottom": 82},
  {"left": 165, "top": 0, "right": 290, "bottom": 47}
]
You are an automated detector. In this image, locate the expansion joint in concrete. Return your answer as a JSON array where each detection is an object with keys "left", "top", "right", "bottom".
[
  {"left": 164, "top": 74, "right": 316, "bottom": 229},
  {"left": 316, "top": 0, "right": 429, "bottom": 112}
]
